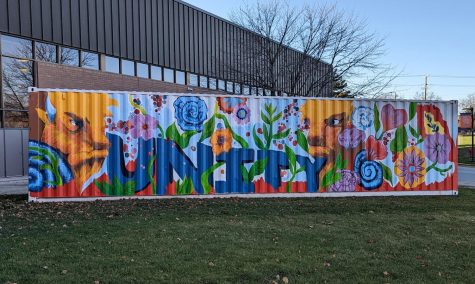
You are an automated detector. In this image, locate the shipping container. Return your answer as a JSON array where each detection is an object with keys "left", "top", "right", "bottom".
[{"left": 28, "top": 88, "right": 458, "bottom": 202}]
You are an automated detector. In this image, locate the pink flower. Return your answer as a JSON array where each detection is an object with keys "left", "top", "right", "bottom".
[
  {"left": 365, "top": 135, "right": 388, "bottom": 160},
  {"left": 129, "top": 113, "right": 159, "bottom": 140},
  {"left": 232, "top": 104, "right": 250, "bottom": 125}
]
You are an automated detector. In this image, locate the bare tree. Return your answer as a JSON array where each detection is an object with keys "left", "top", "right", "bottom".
[
  {"left": 460, "top": 93, "right": 475, "bottom": 112},
  {"left": 413, "top": 91, "right": 442, "bottom": 101},
  {"left": 226, "top": 0, "right": 395, "bottom": 97}
]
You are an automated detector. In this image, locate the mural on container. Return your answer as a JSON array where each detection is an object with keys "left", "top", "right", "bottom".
[{"left": 28, "top": 91, "right": 457, "bottom": 198}]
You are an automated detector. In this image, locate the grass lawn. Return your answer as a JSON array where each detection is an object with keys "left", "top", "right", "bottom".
[{"left": 1, "top": 190, "right": 474, "bottom": 283}]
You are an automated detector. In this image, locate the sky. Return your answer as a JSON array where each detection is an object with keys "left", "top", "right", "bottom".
[{"left": 184, "top": 0, "right": 475, "bottom": 101}]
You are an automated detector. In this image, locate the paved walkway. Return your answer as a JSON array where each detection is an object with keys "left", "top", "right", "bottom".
[{"left": 1, "top": 166, "right": 475, "bottom": 195}]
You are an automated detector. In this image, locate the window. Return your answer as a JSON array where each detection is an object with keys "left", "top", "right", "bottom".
[
  {"left": 209, "top": 78, "right": 217, "bottom": 90},
  {"left": 1, "top": 35, "right": 32, "bottom": 58},
  {"left": 265, "top": 89, "right": 272, "bottom": 96},
  {"left": 81, "top": 51, "right": 99, "bottom": 70},
  {"left": 188, "top": 73, "right": 198, "bottom": 86},
  {"left": 176, "top": 71, "right": 185, "bottom": 85},
  {"left": 137, "top": 63, "right": 149, "bottom": 78},
  {"left": 218, "top": 80, "right": 226, "bottom": 91},
  {"left": 121, "top": 60, "right": 135, "bottom": 76},
  {"left": 151, "top": 66, "right": 162, "bottom": 80},
  {"left": 35, "top": 42, "right": 57, "bottom": 63},
  {"left": 199, "top": 76, "right": 208, "bottom": 88},
  {"left": 242, "top": 85, "right": 250, "bottom": 95},
  {"left": 164, "top": 68, "right": 174, "bottom": 83},
  {"left": 226, "top": 82, "right": 233, "bottom": 93},
  {"left": 251, "top": 87, "right": 257, "bottom": 96},
  {"left": 258, "top": 88, "right": 264, "bottom": 96},
  {"left": 234, "top": 83, "right": 241, "bottom": 94},
  {"left": 1, "top": 57, "right": 32, "bottom": 110},
  {"left": 60, "top": 47, "right": 80, "bottom": 67},
  {"left": 105, "top": 56, "right": 119, "bottom": 73}
]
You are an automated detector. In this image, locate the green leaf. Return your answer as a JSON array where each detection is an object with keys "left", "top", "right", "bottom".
[
  {"left": 335, "top": 152, "right": 343, "bottom": 169},
  {"left": 285, "top": 145, "right": 297, "bottom": 174},
  {"left": 253, "top": 126, "right": 265, "bottom": 150},
  {"left": 232, "top": 132, "right": 249, "bottom": 149},
  {"left": 273, "top": 129, "right": 290, "bottom": 140},
  {"left": 374, "top": 103, "right": 381, "bottom": 134},
  {"left": 409, "top": 102, "right": 417, "bottom": 120},
  {"left": 123, "top": 180, "right": 136, "bottom": 196},
  {"left": 341, "top": 159, "right": 348, "bottom": 170},
  {"left": 94, "top": 180, "right": 113, "bottom": 196},
  {"left": 296, "top": 166, "right": 306, "bottom": 174},
  {"left": 321, "top": 168, "right": 340, "bottom": 188},
  {"left": 390, "top": 126, "right": 408, "bottom": 153},
  {"left": 129, "top": 95, "right": 146, "bottom": 115},
  {"left": 199, "top": 115, "right": 215, "bottom": 142},
  {"left": 165, "top": 123, "right": 180, "bottom": 141},
  {"left": 201, "top": 162, "right": 224, "bottom": 194},
  {"left": 409, "top": 126, "right": 419, "bottom": 138},
  {"left": 263, "top": 123, "right": 270, "bottom": 143},
  {"left": 147, "top": 156, "right": 156, "bottom": 195},
  {"left": 240, "top": 165, "right": 250, "bottom": 183},
  {"left": 177, "top": 177, "right": 193, "bottom": 195},
  {"left": 379, "top": 162, "right": 393, "bottom": 186},
  {"left": 178, "top": 130, "right": 198, "bottom": 148},
  {"left": 296, "top": 130, "right": 309, "bottom": 152},
  {"left": 264, "top": 103, "right": 272, "bottom": 114},
  {"left": 272, "top": 112, "right": 282, "bottom": 122},
  {"left": 261, "top": 112, "right": 271, "bottom": 124},
  {"left": 248, "top": 158, "right": 268, "bottom": 181}
]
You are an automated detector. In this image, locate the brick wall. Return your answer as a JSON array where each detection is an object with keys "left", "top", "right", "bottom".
[{"left": 36, "top": 62, "right": 225, "bottom": 95}]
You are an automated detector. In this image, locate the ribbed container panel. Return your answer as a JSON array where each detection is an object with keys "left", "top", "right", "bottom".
[{"left": 28, "top": 89, "right": 458, "bottom": 201}]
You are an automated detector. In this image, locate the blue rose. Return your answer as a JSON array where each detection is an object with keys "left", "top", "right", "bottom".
[
  {"left": 28, "top": 141, "right": 73, "bottom": 192},
  {"left": 352, "top": 106, "right": 374, "bottom": 131},
  {"left": 173, "top": 97, "right": 208, "bottom": 132},
  {"left": 354, "top": 150, "right": 382, "bottom": 190}
]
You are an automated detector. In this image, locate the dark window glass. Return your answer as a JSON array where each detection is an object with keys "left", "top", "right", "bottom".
[
  {"left": 121, "top": 60, "right": 135, "bottom": 76},
  {"left": 209, "top": 78, "right": 217, "bottom": 90},
  {"left": 199, "top": 76, "right": 208, "bottom": 88},
  {"left": 1, "top": 35, "right": 32, "bottom": 58},
  {"left": 188, "top": 73, "right": 198, "bottom": 86},
  {"left": 234, "top": 83, "right": 241, "bottom": 94},
  {"left": 1, "top": 57, "right": 32, "bottom": 110},
  {"left": 35, "top": 42, "right": 57, "bottom": 63},
  {"left": 218, "top": 80, "right": 226, "bottom": 91},
  {"left": 82, "top": 52, "right": 99, "bottom": 70},
  {"left": 137, "top": 63, "right": 149, "bottom": 78},
  {"left": 4, "top": 111, "right": 28, "bottom": 128},
  {"left": 60, "top": 47, "right": 80, "bottom": 66},
  {"left": 105, "top": 56, "right": 119, "bottom": 73},
  {"left": 151, "top": 66, "right": 162, "bottom": 80},
  {"left": 176, "top": 71, "right": 185, "bottom": 85},
  {"left": 164, "top": 68, "right": 174, "bottom": 83},
  {"left": 226, "top": 82, "right": 233, "bottom": 93}
]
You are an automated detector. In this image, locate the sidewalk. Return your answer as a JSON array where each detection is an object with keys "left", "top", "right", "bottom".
[{"left": 0, "top": 176, "right": 28, "bottom": 195}]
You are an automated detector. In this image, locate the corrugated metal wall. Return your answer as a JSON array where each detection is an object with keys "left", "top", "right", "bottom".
[{"left": 0, "top": 0, "right": 332, "bottom": 96}]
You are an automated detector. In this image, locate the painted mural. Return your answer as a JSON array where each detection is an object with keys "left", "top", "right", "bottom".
[{"left": 28, "top": 91, "right": 458, "bottom": 199}]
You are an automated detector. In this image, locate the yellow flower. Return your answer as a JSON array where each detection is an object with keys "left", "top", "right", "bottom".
[
  {"left": 394, "top": 146, "right": 426, "bottom": 189},
  {"left": 210, "top": 128, "right": 233, "bottom": 155}
]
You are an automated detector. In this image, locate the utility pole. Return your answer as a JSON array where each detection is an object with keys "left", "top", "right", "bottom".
[{"left": 424, "top": 75, "right": 428, "bottom": 100}]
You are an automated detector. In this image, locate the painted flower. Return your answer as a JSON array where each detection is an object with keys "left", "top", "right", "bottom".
[
  {"left": 416, "top": 104, "right": 451, "bottom": 138},
  {"left": 381, "top": 104, "right": 408, "bottom": 131},
  {"left": 365, "top": 135, "right": 388, "bottom": 160},
  {"left": 329, "top": 170, "right": 359, "bottom": 192},
  {"left": 394, "top": 146, "right": 426, "bottom": 189},
  {"left": 210, "top": 128, "right": 233, "bottom": 155},
  {"left": 232, "top": 104, "right": 250, "bottom": 125},
  {"left": 354, "top": 150, "right": 383, "bottom": 190},
  {"left": 174, "top": 96, "right": 208, "bottom": 132},
  {"left": 217, "top": 97, "right": 247, "bottom": 114},
  {"left": 423, "top": 133, "right": 451, "bottom": 164},
  {"left": 129, "top": 113, "right": 159, "bottom": 140},
  {"left": 338, "top": 128, "right": 366, "bottom": 149},
  {"left": 352, "top": 106, "right": 374, "bottom": 130},
  {"left": 28, "top": 141, "right": 73, "bottom": 192}
]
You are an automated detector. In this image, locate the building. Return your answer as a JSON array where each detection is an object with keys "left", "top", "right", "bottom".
[{"left": 0, "top": 0, "right": 332, "bottom": 177}]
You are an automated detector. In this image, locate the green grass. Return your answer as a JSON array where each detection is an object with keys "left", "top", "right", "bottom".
[
  {"left": 1, "top": 190, "right": 474, "bottom": 283},
  {"left": 458, "top": 135, "right": 475, "bottom": 165}
]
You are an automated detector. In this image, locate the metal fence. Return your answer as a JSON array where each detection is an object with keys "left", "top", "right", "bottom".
[{"left": 0, "top": 128, "right": 28, "bottom": 177}]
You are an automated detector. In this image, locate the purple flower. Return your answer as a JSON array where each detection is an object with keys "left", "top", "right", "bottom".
[
  {"left": 395, "top": 146, "right": 426, "bottom": 188},
  {"left": 338, "top": 128, "right": 366, "bottom": 149},
  {"left": 232, "top": 104, "right": 250, "bottom": 125},
  {"left": 329, "top": 170, "right": 359, "bottom": 192},
  {"left": 423, "top": 133, "right": 451, "bottom": 164},
  {"left": 129, "top": 113, "right": 159, "bottom": 141}
]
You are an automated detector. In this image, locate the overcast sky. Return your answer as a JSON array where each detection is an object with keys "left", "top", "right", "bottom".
[{"left": 184, "top": 0, "right": 475, "bottom": 101}]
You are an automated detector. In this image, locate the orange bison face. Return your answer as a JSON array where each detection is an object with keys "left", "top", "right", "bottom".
[
  {"left": 36, "top": 92, "right": 118, "bottom": 191},
  {"left": 301, "top": 100, "right": 353, "bottom": 158}
]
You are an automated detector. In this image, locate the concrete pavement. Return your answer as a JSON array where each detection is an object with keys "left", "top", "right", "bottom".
[{"left": 1, "top": 166, "right": 475, "bottom": 195}]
